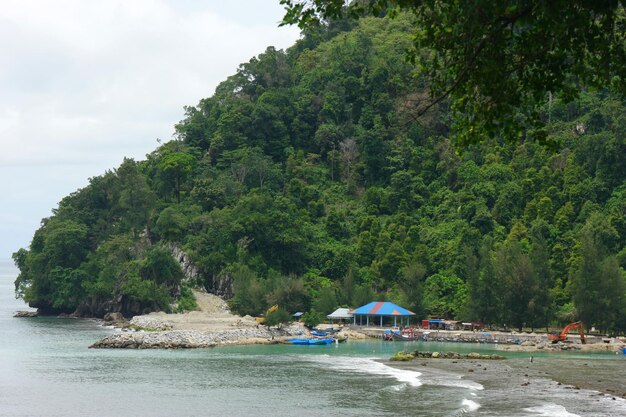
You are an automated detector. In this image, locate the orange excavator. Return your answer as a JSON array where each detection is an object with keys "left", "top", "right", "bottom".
[{"left": 548, "top": 321, "right": 586, "bottom": 344}]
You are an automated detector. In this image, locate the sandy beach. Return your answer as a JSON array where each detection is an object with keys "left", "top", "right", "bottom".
[{"left": 92, "top": 290, "right": 364, "bottom": 348}]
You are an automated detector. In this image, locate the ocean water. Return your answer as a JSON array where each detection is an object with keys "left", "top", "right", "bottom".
[{"left": 1, "top": 260, "right": 625, "bottom": 416}]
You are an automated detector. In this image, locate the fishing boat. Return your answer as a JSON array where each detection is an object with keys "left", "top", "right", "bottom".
[
  {"left": 392, "top": 332, "right": 421, "bottom": 341},
  {"left": 383, "top": 328, "right": 422, "bottom": 341},
  {"left": 282, "top": 337, "right": 334, "bottom": 345}
]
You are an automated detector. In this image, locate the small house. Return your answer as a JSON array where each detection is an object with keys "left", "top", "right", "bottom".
[{"left": 327, "top": 308, "right": 353, "bottom": 324}]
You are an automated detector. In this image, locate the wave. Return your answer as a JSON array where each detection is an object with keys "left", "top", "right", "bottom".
[
  {"left": 524, "top": 403, "right": 580, "bottom": 417},
  {"left": 461, "top": 399, "right": 481, "bottom": 412},
  {"left": 308, "top": 356, "right": 423, "bottom": 387},
  {"left": 426, "top": 373, "right": 484, "bottom": 391},
  {"left": 445, "top": 398, "right": 481, "bottom": 416},
  {"left": 308, "top": 355, "right": 484, "bottom": 392}
]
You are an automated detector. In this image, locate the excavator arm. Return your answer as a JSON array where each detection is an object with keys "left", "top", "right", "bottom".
[{"left": 548, "top": 321, "right": 586, "bottom": 344}]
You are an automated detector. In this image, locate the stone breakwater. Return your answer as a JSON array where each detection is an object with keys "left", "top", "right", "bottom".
[
  {"left": 129, "top": 316, "right": 173, "bottom": 331},
  {"left": 422, "top": 331, "right": 544, "bottom": 345},
  {"left": 391, "top": 350, "right": 505, "bottom": 361},
  {"left": 90, "top": 328, "right": 289, "bottom": 349}
]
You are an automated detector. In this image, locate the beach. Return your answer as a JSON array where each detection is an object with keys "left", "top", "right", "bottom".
[
  {"left": 385, "top": 352, "right": 626, "bottom": 415},
  {"left": 388, "top": 355, "right": 626, "bottom": 398},
  {"left": 90, "top": 290, "right": 365, "bottom": 348}
]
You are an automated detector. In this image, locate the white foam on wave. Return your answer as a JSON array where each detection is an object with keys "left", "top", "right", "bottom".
[
  {"left": 388, "top": 383, "right": 407, "bottom": 392},
  {"left": 524, "top": 403, "right": 580, "bottom": 417},
  {"left": 429, "top": 374, "right": 484, "bottom": 391},
  {"left": 308, "top": 355, "right": 423, "bottom": 387},
  {"left": 461, "top": 399, "right": 481, "bottom": 412}
]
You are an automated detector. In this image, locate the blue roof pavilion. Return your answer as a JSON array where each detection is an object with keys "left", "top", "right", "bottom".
[{"left": 353, "top": 301, "right": 415, "bottom": 327}]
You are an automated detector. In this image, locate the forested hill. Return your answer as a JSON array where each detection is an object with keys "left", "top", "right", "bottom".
[{"left": 13, "top": 14, "right": 626, "bottom": 333}]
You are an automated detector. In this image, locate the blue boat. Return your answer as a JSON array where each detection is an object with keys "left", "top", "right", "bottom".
[
  {"left": 283, "top": 338, "right": 334, "bottom": 345},
  {"left": 310, "top": 330, "right": 329, "bottom": 337}
]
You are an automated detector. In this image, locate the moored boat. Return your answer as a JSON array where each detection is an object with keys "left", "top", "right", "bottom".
[
  {"left": 383, "top": 328, "right": 422, "bottom": 341},
  {"left": 392, "top": 332, "right": 421, "bottom": 341},
  {"left": 282, "top": 337, "right": 334, "bottom": 345}
]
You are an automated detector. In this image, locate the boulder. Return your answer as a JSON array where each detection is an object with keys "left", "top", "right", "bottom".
[
  {"left": 104, "top": 312, "right": 125, "bottom": 322},
  {"left": 390, "top": 351, "right": 415, "bottom": 361},
  {"left": 14, "top": 310, "right": 38, "bottom": 318}
]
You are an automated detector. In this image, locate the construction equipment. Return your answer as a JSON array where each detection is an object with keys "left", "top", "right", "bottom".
[
  {"left": 548, "top": 321, "right": 586, "bottom": 344},
  {"left": 255, "top": 305, "right": 279, "bottom": 324}
]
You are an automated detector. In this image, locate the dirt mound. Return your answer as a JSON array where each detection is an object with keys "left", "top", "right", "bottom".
[{"left": 192, "top": 290, "right": 229, "bottom": 314}]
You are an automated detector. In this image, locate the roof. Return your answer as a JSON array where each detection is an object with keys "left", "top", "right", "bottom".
[
  {"left": 293, "top": 312, "right": 304, "bottom": 317},
  {"left": 327, "top": 308, "right": 353, "bottom": 319},
  {"left": 353, "top": 301, "right": 415, "bottom": 316}
]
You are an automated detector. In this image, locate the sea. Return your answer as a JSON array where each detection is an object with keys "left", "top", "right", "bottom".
[{"left": 1, "top": 259, "right": 625, "bottom": 417}]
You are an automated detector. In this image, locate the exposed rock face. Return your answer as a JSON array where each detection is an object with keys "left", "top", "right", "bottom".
[
  {"left": 103, "top": 312, "right": 129, "bottom": 327},
  {"left": 164, "top": 243, "right": 234, "bottom": 298},
  {"left": 205, "top": 273, "right": 234, "bottom": 298},
  {"left": 72, "top": 295, "right": 160, "bottom": 319},
  {"left": 164, "top": 243, "right": 200, "bottom": 283},
  {"left": 104, "top": 312, "right": 125, "bottom": 322}
]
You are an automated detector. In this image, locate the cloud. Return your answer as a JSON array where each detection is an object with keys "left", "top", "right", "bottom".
[
  {"left": 1, "top": 0, "right": 299, "bottom": 164},
  {"left": 0, "top": 0, "right": 300, "bottom": 256}
]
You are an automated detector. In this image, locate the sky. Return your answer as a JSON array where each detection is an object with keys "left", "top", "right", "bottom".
[{"left": 0, "top": 0, "right": 300, "bottom": 259}]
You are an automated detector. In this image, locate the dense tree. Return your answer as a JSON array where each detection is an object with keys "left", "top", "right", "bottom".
[
  {"left": 280, "top": 0, "right": 626, "bottom": 145},
  {"left": 570, "top": 213, "right": 626, "bottom": 334},
  {"left": 494, "top": 240, "right": 538, "bottom": 332},
  {"left": 12, "top": 11, "right": 626, "bottom": 332}
]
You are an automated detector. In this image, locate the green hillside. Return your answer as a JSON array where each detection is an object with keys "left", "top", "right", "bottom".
[{"left": 13, "top": 14, "right": 626, "bottom": 333}]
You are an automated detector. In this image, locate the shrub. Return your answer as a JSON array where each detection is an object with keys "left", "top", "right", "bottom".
[
  {"left": 302, "top": 310, "right": 325, "bottom": 328},
  {"left": 174, "top": 286, "right": 198, "bottom": 313},
  {"left": 264, "top": 308, "right": 292, "bottom": 328}
]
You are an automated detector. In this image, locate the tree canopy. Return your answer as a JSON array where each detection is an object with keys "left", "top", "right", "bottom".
[
  {"left": 13, "top": 11, "right": 626, "bottom": 333},
  {"left": 280, "top": 0, "right": 626, "bottom": 145}
]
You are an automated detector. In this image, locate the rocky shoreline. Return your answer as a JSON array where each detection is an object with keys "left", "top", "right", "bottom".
[
  {"left": 391, "top": 350, "right": 505, "bottom": 361},
  {"left": 89, "top": 328, "right": 290, "bottom": 349},
  {"left": 415, "top": 329, "right": 626, "bottom": 353}
]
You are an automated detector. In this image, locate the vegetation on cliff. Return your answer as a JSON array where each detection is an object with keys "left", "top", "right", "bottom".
[{"left": 13, "top": 12, "right": 626, "bottom": 333}]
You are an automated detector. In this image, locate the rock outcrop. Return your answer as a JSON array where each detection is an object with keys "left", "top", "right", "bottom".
[
  {"left": 72, "top": 295, "right": 161, "bottom": 319},
  {"left": 164, "top": 243, "right": 200, "bottom": 283},
  {"left": 14, "top": 310, "right": 38, "bottom": 318},
  {"left": 164, "top": 243, "right": 234, "bottom": 298}
]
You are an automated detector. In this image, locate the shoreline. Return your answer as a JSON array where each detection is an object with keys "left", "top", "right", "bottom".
[
  {"left": 18, "top": 299, "right": 626, "bottom": 402},
  {"left": 88, "top": 290, "right": 369, "bottom": 348},
  {"left": 381, "top": 348, "right": 626, "bottom": 400},
  {"left": 384, "top": 355, "right": 626, "bottom": 401},
  {"left": 21, "top": 290, "right": 626, "bottom": 354}
]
